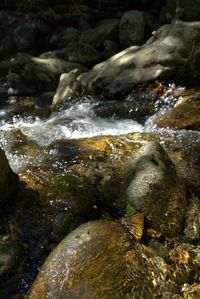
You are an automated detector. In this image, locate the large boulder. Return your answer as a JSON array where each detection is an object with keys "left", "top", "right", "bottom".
[
  {"left": 119, "top": 10, "right": 145, "bottom": 48},
  {"left": 124, "top": 142, "right": 186, "bottom": 237},
  {"left": 0, "top": 11, "right": 34, "bottom": 60},
  {"left": 8, "top": 53, "right": 87, "bottom": 95},
  {"left": 27, "top": 220, "right": 177, "bottom": 299},
  {"left": 80, "top": 21, "right": 200, "bottom": 98},
  {"left": 0, "top": 148, "right": 18, "bottom": 207}
]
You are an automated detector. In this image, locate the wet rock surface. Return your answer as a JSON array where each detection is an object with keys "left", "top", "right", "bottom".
[
  {"left": 0, "top": 1, "right": 200, "bottom": 297},
  {"left": 124, "top": 141, "right": 186, "bottom": 237},
  {"left": 0, "top": 148, "right": 18, "bottom": 207},
  {"left": 26, "top": 220, "right": 173, "bottom": 299},
  {"left": 154, "top": 91, "right": 200, "bottom": 130}
]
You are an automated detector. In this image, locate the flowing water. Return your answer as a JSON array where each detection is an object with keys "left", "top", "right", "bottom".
[
  {"left": 0, "top": 98, "right": 146, "bottom": 172},
  {"left": 1, "top": 89, "right": 200, "bottom": 298}
]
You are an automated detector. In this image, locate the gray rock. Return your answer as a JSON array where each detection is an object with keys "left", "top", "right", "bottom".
[
  {"left": 103, "top": 40, "right": 119, "bottom": 59},
  {"left": 8, "top": 53, "right": 87, "bottom": 95},
  {"left": 52, "top": 70, "right": 83, "bottom": 108},
  {"left": 0, "top": 148, "right": 18, "bottom": 207},
  {"left": 49, "top": 27, "right": 80, "bottom": 49},
  {"left": 68, "top": 42, "right": 102, "bottom": 66},
  {"left": 0, "top": 11, "right": 34, "bottom": 60},
  {"left": 160, "top": 0, "right": 200, "bottom": 23},
  {"left": 39, "top": 48, "right": 69, "bottom": 60},
  {"left": 81, "top": 21, "right": 200, "bottom": 98},
  {"left": 119, "top": 10, "right": 145, "bottom": 48},
  {"left": 124, "top": 141, "right": 186, "bottom": 236},
  {"left": 80, "top": 18, "right": 119, "bottom": 48}
]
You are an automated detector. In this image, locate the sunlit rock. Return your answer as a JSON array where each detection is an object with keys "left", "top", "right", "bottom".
[
  {"left": 154, "top": 92, "right": 200, "bottom": 130},
  {"left": 169, "top": 243, "right": 200, "bottom": 285},
  {"left": 27, "top": 220, "right": 178, "bottom": 299},
  {"left": 124, "top": 141, "right": 186, "bottom": 237},
  {"left": 182, "top": 283, "right": 200, "bottom": 299},
  {"left": 52, "top": 70, "right": 83, "bottom": 108},
  {"left": 8, "top": 53, "right": 87, "bottom": 95},
  {"left": 81, "top": 21, "right": 200, "bottom": 98}
]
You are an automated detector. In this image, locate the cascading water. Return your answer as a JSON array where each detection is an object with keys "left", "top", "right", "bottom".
[{"left": 0, "top": 98, "right": 145, "bottom": 172}]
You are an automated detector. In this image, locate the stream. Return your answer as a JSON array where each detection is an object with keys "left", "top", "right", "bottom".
[
  {"left": 0, "top": 86, "right": 200, "bottom": 298},
  {"left": 0, "top": 98, "right": 144, "bottom": 172}
]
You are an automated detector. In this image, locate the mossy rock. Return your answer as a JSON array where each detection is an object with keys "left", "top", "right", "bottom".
[
  {"left": 154, "top": 95, "right": 200, "bottom": 130},
  {"left": 27, "top": 220, "right": 177, "bottom": 299}
]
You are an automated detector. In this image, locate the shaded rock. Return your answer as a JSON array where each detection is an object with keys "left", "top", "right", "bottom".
[
  {"left": 182, "top": 284, "right": 200, "bottom": 299},
  {"left": 103, "top": 40, "right": 119, "bottom": 59},
  {"left": 94, "top": 88, "right": 156, "bottom": 122},
  {"left": 49, "top": 27, "right": 80, "bottom": 49},
  {"left": 8, "top": 53, "right": 87, "bottom": 95},
  {"left": 0, "top": 148, "right": 18, "bottom": 207},
  {"left": 80, "top": 18, "right": 119, "bottom": 48},
  {"left": 0, "top": 59, "right": 11, "bottom": 77},
  {"left": 52, "top": 70, "right": 83, "bottom": 108},
  {"left": 124, "top": 141, "right": 186, "bottom": 237},
  {"left": 119, "top": 10, "right": 145, "bottom": 48},
  {"left": 27, "top": 220, "right": 177, "bottom": 299},
  {"left": 0, "top": 238, "right": 24, "bottom": 294},
  {"left": 0, "top": 11, "right": 34, "bottom": 60},
  {"left": 184, "top": 196, "right": 200, "bottom": 240},
  {"left": 51, "top": 212, "right": 73, "bottom": 241},
  {"left": 160, "top": 0, "right": 200, "bottom": 23},
  {"left": 81, "top": 21, "right": 200, "bottom": 98},
  {"left": 35, "top": 91, "right": 55, "bottom": 108},
  {"left": 154, "top": 94, "right": 200, "bottom": 130},
  {"left": 68, "top": 42, "right": 102, "bottom": 66}
]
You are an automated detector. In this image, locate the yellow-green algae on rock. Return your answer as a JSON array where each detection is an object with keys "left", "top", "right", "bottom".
[{"left": 27, "top": 220, "right": 177, "bottom": 299}]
